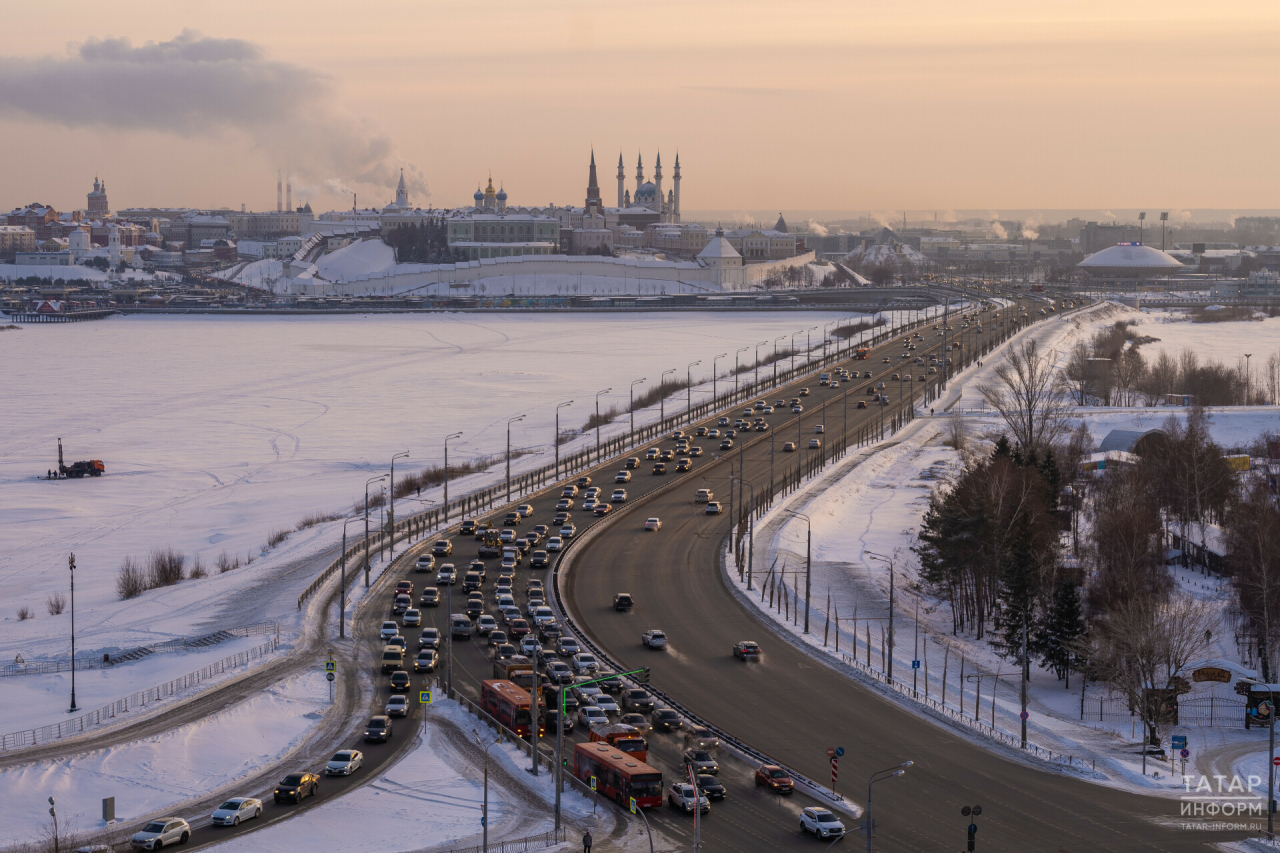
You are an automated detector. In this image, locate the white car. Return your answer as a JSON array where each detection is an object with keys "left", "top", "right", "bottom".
[
  {"left": 704, "top": 502, "right": 723, "bottom": 515},
  {"left": 572, "top": 653, "right": 599, "bottom": 675},
  {"left": 496, "top": 593, "right": 516, "bottom": 610},
  {"left": 476, "top": 614, "right": 497, "bottom": 635},
  {"left": 519, "top": 636, "right": 541, "bottom": 656},
  {"left": 578, "top": 705, "right": 609, "bottom": 728},
  {"left": 211, "top": 797, "right": 262, "bottom": 826},
  {"left": 546, "top": 536, "right": 564, "bottom": 552},
  {"left": 668, "top": 783, "right": 710, "bottom": 814},
  {"left": 583, "top": 498, "right": 599, "bottom": 511},
  {"left": 131, "top": 817, "right": 191, "bottom": 849},
  {"left": 386, "top": 695, "right": 409, "bottom": 717},
  {"left": 644, "top": 518, "right": 662, "bottom": 531},
  {"left": 533, "top": 606, "right": 556, "bottom": 627},
  {"left": 380, "top": 621, "right": 399, "bottom": 641},
  {"left": 801, "top": 807, "right": 846, "bottom": 838},
  {"left": 814, "top": 424, "right": 825, "bottom": 434},
  {"left": 615, "top": 471, "right": 632, "bottom": 483},
  {"left": 642, "top": 629, "right": 668, "bottom": 649},
  {"left": 402, "top": 608, "right": 421, "bottom": 627},
  {"left": 611, "top": 489, "right": 627, "bottom": 502}
]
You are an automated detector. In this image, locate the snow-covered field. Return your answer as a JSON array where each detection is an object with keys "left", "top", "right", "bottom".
[
  {"left": 0, "top": 670, "right": 330, "bottom": 843},
  {"left": 4, "top": 309, "right": 935, "bottom": 736},
  {"left": 735, "top": 303, "right": 1280, "bottom": 798}
]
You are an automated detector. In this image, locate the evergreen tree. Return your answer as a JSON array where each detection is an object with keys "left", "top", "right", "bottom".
[
  {"left": 1038, "top": 579, "right": 1086, "bottom": 683},
  {"left": 992, "top": 514, "right": 1038, "bottom": 664}
]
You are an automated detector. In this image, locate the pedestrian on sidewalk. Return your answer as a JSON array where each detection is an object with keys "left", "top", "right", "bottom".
[{"left": 583, "top": 830, "right": 593, "bottom": 853}]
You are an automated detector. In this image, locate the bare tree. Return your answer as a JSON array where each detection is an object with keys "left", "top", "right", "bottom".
[
  {"left": 1064, "top": 341, "right": 1092, "bottom": 405},
  {"left": 979, "top": 338, "right": 1071, "bottom": 455},
  {"left": 1225, "top": 479, "right": 1280, "bottom": 681},
  {"left": 1086, "top": 594, "right": 1218, "bottom": 755}
]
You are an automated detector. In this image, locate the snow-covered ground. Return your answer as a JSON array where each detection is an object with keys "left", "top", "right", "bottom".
[
  {"left": 0, "top": 670, "right": 330, "bottom": 843},
  {"left": 0, "top": 263, "right": 172, "bottom": 284},
  {"left": 205, "top": 697, "right": 631, "bottom": 853},
  {"left": 4, "top": 310, "right": 953, "bottom": 737},
  {"left": 733, "top": 301, "right": 1280, "bottom": 799}
]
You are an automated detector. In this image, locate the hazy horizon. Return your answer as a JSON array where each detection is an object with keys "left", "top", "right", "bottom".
[{"left": 2, "top": 1, "right": 1277, "bottom": 214}]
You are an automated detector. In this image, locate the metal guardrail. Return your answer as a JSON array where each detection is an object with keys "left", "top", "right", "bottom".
[
  {"left": 1, "top": 622, "right": 279, "bottom": 678},
  {"left": 0, "top": 635, "right": 280, "bottom": 752},
  {"left": 418, "top": 829, "right": 567, "bottom": 853}
]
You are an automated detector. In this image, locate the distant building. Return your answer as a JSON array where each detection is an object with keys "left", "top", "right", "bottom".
[
  {"left": 0, "top": 225, "right": 36, "bottom": 259},
  {"left": 14, "top": 251, "right": 71, "bottom": 266},
  {"left": 6, "top": 204, "right": 60, "bottom": 241},
  {"left": 1079, "top": 221, "right": 1135, "bottom": 254},
  {"left": 87, "top": 177, "right": 109, "bottom": 217}
]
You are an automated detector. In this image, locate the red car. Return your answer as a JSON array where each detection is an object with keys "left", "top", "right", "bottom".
[
  {"left": 395, "top": 581, "right": 414, "bottom": 596},
  {"left": 755, "top": 764, "right": 794, "bottom": 794},
  {"left": 593, "top": 503, "right": 613, "bottom": 517}
]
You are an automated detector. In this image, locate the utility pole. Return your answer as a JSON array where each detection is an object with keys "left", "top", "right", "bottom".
[
  {"left": 866, "top": 552, "right": 895, "bottom": 681},
  {"left": 686, "top": 361, "right": 700, "bottom": 424},
  {"left": 660, "top": 369, "right": 675, "bottom": 425},
  {"left": 735, "top": 346, "right": 750, "bottom": 401},
  {"left": 712, "top": 352, "right": 727, "bottom": 406},
  {"left": 630, "top": 380, "right": 644, "bottom": 438},
  {"left": 1021, "top": 611, "right": 1029, "bottom": 749},
  {"left": 67, "top": 554, "right": 78, "bottom": 713},
  {"left": 388, "top": 451, "right": 409, "bottom": 563},
  {"left": 555, "top": 401, "right": 573, "bottom": 479},
  {"left": 364, "top": 474, "right": 386, "bottom": 586},
  {"left": 443, "top": 433, "right": 462, "bottom": 523}
]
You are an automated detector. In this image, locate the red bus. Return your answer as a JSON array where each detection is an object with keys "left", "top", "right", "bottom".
[
  {"left": 480, "top": 679, "right": 543, "bottom": 738},
  {"left": 855, "top": 348, "right": 869, "bottom": 360},
  {"left": 574, "top": 741, "right": 663, "bottom": 809}
]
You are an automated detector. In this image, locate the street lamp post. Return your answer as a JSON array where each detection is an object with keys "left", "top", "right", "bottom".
[
  {"left": 555, "top": 401, "right": 573, "bottom": 479},
  {"left": 388, "top": 450, "right": 409, "bottom": 562},
  {"left": 364, "top": 474, "right": 387, "bottom": 586},
  {"left": 865, "top": 762, "right": 912, "bottom": 853},
  {"left": 733, "top": 477, "right": 756, "bottom": 590},
  {"left": 660, "top": 369, "right": 676, "bottom": 425},
  {"left": 338, "top": 516, "right": 362, "bottom": 639},
  {"left": 68, "top": 553, "right": 78, "bottom": 713},
  {"left": 866, "top": 551, "right": 895, "bottom": 681},
  {"left": 595, "top": 388, "right": 612, "bottom": 463},
  {"left": 443, "top": 433, "right": 462, "bottom": 524},
  {"left": 774, "top": 336, "right": 786, "bottom": 385},
  {"left": 686, "top": 361, "right": 701, "bottom": 424},
  {"left": 712, "top": 353, "right": 727, "bottom": 407},
  {"left": 790, "top": 331, "right": 801, "bottom": 373},
  {"left": 805, "top": 326, "right": 817, "bottom": 368},
  {"left": 506, "top": 414, "right": 526, "bottom": 502},
  {"left": 630, "top": 380, "right": 644, "bottom": 438},
  {"left": 1245, "top": 353, "right": 1253, "bottom": 404},
  {"left": 735, "top": 346, "right": 749, "bottom": 402},
  {"left": 473, "top": 729, "right": 500, "bottom": 853},
  {"left": 754, "top": 341, "right": 767, "bottom": 391},
  {"left": 785, "top": 510, "right": 812, "bottom": 633}
]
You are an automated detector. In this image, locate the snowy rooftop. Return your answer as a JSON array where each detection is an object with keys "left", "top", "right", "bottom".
[{"left": 1077, "top": 244, "right": 1183, "bottom": 276}]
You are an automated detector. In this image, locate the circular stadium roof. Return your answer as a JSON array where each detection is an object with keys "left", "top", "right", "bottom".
[{"left": 1077, "top": 243, "right": 1183, "bottom": 277}]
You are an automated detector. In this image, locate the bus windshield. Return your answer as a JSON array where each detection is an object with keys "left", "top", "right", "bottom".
[
  {"left": 514, "top": 709, "right": 532, "bottom": 727},
  {"left": 630, "top": 774, "right": 663, "bottom": 797}
]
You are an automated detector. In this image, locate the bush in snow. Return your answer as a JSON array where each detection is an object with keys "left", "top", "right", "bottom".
[
  {"left": 188, "top": 555, "right": 208, "bottom": 579},
  {"left": 45, "top": 591, "right": 66, "bottom": 616},
  {"left": 265, "top": 528, "right": 289, "bottom": 549},
  {"left": 147, "top": 547, "right": 185, "bottom": 588},
  {"left": 116, "top": 556, "right": 147, "bottom": 600},
  {"left": 216, "top": 551, "right": 241, "bottom": 573},
  {"left": 17, "top": 605, "right": 33, "bottom": 620}
]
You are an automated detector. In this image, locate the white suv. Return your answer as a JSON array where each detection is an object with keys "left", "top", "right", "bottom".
[
  {"left": 800, "top": 807, "right": 846, "bottom": 838},
  {"left": 131, "top": 817, "right": 191, "bottom": 849},
  {"left": 668, "top": 783, "right": 710, "bottom": 814},
  {"left": 380, "top": 621, "right": 399, "bottom": 640}
]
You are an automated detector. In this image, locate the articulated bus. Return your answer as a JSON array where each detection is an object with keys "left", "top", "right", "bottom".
[
  {"left": 574, "top": 742, "right": 663, "bottom": 809},
  {"left": 480, "top": 679, "right": 544, "bottom": 738},
  {"left": 855, "top": 348, "right": 869, "bottom": 360}
]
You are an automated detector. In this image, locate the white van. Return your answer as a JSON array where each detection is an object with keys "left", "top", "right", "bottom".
[
  {"left": 695, "top": 489, "right": 714, "bottom": 503},
  {"left": 450, "top": 614, "right": 472, "bottom": 639}
]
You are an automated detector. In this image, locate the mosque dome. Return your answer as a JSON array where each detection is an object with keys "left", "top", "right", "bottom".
[{"left": 634, "top": 181, "right": 657, "bottom": 200}]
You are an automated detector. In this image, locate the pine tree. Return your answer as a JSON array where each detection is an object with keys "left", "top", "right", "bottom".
[
  {"left": 992, "top": 514, "right": 1038, "bottom": 664},
  {"left": 1038, "top": 579, "right": 1086, "bottom": 683}
]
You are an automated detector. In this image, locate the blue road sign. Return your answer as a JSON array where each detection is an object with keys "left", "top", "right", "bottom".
[
  {"left": 835, "top": 746, "right": 845, "bottom": 757},
  {"left": 912, "top": 660, "right": 920, "bottom": 669},
  {"left": 420, "top": 690, "right": 433, "bottom": 704},
  {"left": 324, "top": 661, "right": 336, "bottom": 673},
  {"left": 1171, "top": 735, "right": 1187, "bottom": 749}
]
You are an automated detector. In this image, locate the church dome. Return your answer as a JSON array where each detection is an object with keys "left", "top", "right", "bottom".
[
  {"left": 474, "top": 187, "right": 484, "bottom": 202},
  {"left": 496, "top": 187, "right": 507, "bottom": 201}
]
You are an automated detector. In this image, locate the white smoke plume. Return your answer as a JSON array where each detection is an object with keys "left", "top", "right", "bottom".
[
  {"left": 1102, "top": 211, "right": 1117, "bottom": 221},
  {"left": 0, "top": 30, "right": 427, "bottom": 204},
  {"left": 807, "top": 219, "right": 829, "bottom": 237},
  {"left": 870, "top": 211, "right": 895, "bottom": 229},
  {"left": 1020, "top": 214, "right": 1041, "bottom": 241},
  {"left": 987, "top": 212, "right": 1008, "bottom": 240}
]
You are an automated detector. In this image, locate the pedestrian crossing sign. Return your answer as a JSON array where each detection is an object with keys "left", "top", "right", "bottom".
[
  {"left": 629, "top": 797, "right": 637, "bottom": 814},
  {"left": 420, "top": 690, "right": 432, "bottom": 704},
  {"left": 324, "top": 661, "right": 336, "bottom": 673},
  {"left": 590, "top": 776, "right": 597, "bottom": 791}
]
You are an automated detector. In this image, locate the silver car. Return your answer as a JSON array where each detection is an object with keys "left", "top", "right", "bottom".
[
  {"left": 131, "top": 817, "right": 191, "bottom": 849},
  {"left": 210, "top": 797, "right": 262, "bottom": 826}
]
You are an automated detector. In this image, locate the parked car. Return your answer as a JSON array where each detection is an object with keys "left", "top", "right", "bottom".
[
  {"left": 274, "top": 771, "right": 320, "bottom": 802},
  {"left": 210, "top": 798, "right": 262, "bottom": 827},
  {"left": 324, "top": 749, "right": 364, "bottom": 776}
]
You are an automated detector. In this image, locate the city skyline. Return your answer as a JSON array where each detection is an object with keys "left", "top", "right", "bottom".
[{"left": 2, "top": 0, "right": 1278, "bottom": 213}]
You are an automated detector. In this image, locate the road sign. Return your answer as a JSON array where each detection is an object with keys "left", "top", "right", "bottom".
[
  {"left": 326, "top": 672, "right": 335, "bottom": 682},
  {"left": 831, "top": 758, "right": 839, "bottom": 781},
  {"left": 1273, "top": 756, "right": 1280, "bottom": 767},
  {"left": 420, "top": 690, "right": 433, "bottom": 704},
  {"left": 1171, "top": 735, "right": 1187, "bottom": 749},
  {"left": 629, "top": 797, "right": 637, "bottom": 814},
  {"left": 835, "top": 746, "right": 844, "bottom": 757},
  {"left": 590, "top": 776, "right": 597, "bottom": 791},
  {"left": 912, "top": 660, "right": 920, "bottom": 669},
  {"left": 324, "top": 661, "right": 336, "bottom": 673},
  {"left": 1180, "top": 748, "right": 1190, "bottom": 759},
  {"left": 1019, "top": 710, "right": 1029, "bottom": 721},
  {"left": 826, "top": 747, "right": 836, "bottom": 758}
]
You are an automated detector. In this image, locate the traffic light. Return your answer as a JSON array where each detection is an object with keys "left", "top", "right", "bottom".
[{"left": 638, "top": 668, "right": 650, "bottom": 684}]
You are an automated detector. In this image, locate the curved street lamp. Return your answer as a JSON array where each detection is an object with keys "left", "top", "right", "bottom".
[
  {"left": 388, "top": 450, "right": 410, "bottom": 562},
  {"left": 629, "top": 379, "right": 645, "bottom": 438},
  {"left": 686, "top": 360, "right": 701, "bottom": 424},
  {"left": 865, "top": 761, "right": 913, "bottom": 853},
  {"left": 506, "top": 414, "right": 526, "bottom": 501},
  {"left": 595, "top": 388, "right": 612, "bottom": 462},
  {"left": 865, "top": 551, "right": 895, "bottom": 680},
  {"left": 442, "top": 433, "right": 462, "bottom": 524},
  {"left": 735, "top": 346, "right": 751, "bottom": 401},
  {"left": 712, "top": 353, "right": 727, "bottom": 405},
  {"left": 660, "top": 368, "right": 676, "bottom": 424},
  {"left": 555, "top": 401, "right": 573, "bottom": 479},
  {"left": 363, "top": 474, "right": 387, "bottom": 586},
  {"left": 785, "top": 510, "right": 812, "bottom": 633}
]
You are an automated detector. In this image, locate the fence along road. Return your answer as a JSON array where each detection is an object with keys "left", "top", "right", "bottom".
[{"left": 562, "top": 297, "right": 1248, "bottom": 852}]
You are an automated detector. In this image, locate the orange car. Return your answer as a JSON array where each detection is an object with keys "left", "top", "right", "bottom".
[{"left": 755, "top": 764, "right": 794, "bottom": 794}]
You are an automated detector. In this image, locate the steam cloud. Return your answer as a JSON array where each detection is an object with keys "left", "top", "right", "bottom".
[
  {"left": 0, "top": 30, "right": 426, "bottom": 203},
  {"left": 870, "top": 211, "right": 895, "bottom": 229},
  {"left": 987, "top": 212, "right": 1008, "bottom": 240},
  {"left": 807, "top": 220, "right": 829, "bottom": 237},
  {"left": 1020, "top": 214, "right": 1041, "bottom": 240}
]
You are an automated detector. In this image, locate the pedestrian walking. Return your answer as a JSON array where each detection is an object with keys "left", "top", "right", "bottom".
[{"left": 583, "top": 830, "right": 593, "bottom": 853}]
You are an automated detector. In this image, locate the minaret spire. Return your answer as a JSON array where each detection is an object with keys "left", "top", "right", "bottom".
[{"left": 585, "top": 147, "right": 602, "bottom": 211}]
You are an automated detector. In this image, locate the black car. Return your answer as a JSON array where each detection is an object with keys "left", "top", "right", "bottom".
[
  {"left": 623, "top": 689, "right": 655, "bottom": 713},
  {"left": 653, "top": 708, "right": 682, "bottom": 732},
  {"left": 364, "top": 716, "right": 392, "bottom": 743},
  {"left": 597, "top": 671, "right": 624, "bottom": 693},
  {"left": 576, "top": 476, "right": 592, "bottom": 488},
  {"left": 460, "top": 520, "right": 478, "bottom": 536},
  {"left": 469, "top": 559, "right": 487, "bottom": 578},
  {"left": 545, "top": 709, "right": 575, "bottom": 734},
  {"left": 494, "top": 643, "right": 518, "bottom": 661},
  {"left": 274, "top": 771, "right": 320, "bottom": 803},
  {"left": 389, "top": 670, "right": 410, "bottom": 692},
  {"left": 539, "top": 621, "right": 563, "bottom": 642},
  {"left": 531, "top": 550, "right": 549, "bottom": 568},
  {"left": 553, "top": 512, "right": 571, "bottom": 526},
  {"left": 503, "top": 512, "right": 522, "bottom": 526},
  {"left": 613, "top": 593, "right": 633, "bottom": 611},
  {"left": 465, "top": 598, "right": 483, "bottom": 619},
  {"left": 697, "top": 774, "right": 727, "bottom": 801}
]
